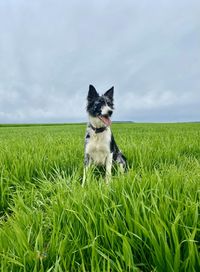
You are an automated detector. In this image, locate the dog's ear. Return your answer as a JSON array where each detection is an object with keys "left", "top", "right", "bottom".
[
  {"left": 88, "top": 85, "right": 99, "bottom": 101},
  {"left": 104, "top": 86, "right": 114, "bottom": 100}
]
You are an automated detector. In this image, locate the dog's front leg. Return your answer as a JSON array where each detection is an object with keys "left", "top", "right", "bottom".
[
  {"left": 82, "top": 153, "right": 91, "bottom": 187},
  {"left": 105, "top": 153, "right": 113, "bottom": 184}
]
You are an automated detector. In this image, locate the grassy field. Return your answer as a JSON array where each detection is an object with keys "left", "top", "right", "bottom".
[{"left": 0, "top": 123, "right": 200, "bottom": 272}]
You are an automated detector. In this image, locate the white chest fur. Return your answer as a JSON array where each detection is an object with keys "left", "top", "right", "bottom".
[{"left": 86, "top": 128, "right": 111, "bottom": 165}]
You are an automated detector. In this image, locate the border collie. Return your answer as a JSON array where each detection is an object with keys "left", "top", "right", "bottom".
[{"left": 83, "top": 84, "right": 127, "bottom": 185}]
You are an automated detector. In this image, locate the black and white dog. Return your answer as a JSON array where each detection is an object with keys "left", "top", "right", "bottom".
[{"left": 83, "top": 84, "right": 127, "bottom": 185}]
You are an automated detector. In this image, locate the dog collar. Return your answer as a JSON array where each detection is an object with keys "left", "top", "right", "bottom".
[{"left": 89, "top": 123, "right": 107, "bottom": 134}]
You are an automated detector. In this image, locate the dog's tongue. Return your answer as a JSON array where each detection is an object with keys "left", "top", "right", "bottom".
[{"left": 99, "top": 116, "right": 112, "bottom": 126}]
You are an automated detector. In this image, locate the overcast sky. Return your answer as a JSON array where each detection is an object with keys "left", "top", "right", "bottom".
[{"left": 0, "top": 0, "right": 199, "bottom": 123}]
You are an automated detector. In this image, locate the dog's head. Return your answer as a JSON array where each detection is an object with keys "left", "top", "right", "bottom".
[{"left": 87, "top": 85, "right": 114, "bottom": 126}]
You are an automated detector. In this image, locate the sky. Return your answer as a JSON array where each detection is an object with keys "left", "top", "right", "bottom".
[{"left": 0, "top": 0, "right": 199, "bottom": 123}]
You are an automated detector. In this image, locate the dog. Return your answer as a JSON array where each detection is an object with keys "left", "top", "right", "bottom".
[{"left": 82, "top": 84, "right": 127, "bottom": 185}]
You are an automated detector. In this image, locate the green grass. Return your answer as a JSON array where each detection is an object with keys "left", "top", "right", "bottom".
[{"left": 0, "top": 123, "right": 200, "bottom": 271}]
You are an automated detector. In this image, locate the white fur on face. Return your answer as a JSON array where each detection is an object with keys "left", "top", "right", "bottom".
[
  {"left": 88, "top": 103, "right": 112, "bottom": 128},
  {"left": 101, "top": 105, "right": 112, "bottom": 115},
  {"left": 89, "top": 116, "right": 105, "bottom": 128}
]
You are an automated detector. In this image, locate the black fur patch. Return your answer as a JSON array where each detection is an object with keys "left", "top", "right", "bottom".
[
  {"left": 110, "top": 134, "right": 128, "bottom": 170},
  {"left": 85, "top": 132, "right": 90, "bottom": 139}
]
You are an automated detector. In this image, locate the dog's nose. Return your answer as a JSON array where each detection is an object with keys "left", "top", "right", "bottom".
[{"left": 108, "top": 110, "right": 113, "bottom": 116}]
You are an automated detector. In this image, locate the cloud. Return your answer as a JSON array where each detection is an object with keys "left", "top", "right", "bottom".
[{"left": 0, "top": 0, "right": 199, "bottom": 123}]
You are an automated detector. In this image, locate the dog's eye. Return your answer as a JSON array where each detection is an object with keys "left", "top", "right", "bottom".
[{"left": 94, "top": 101, "right": 100, "bottom": 110}]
